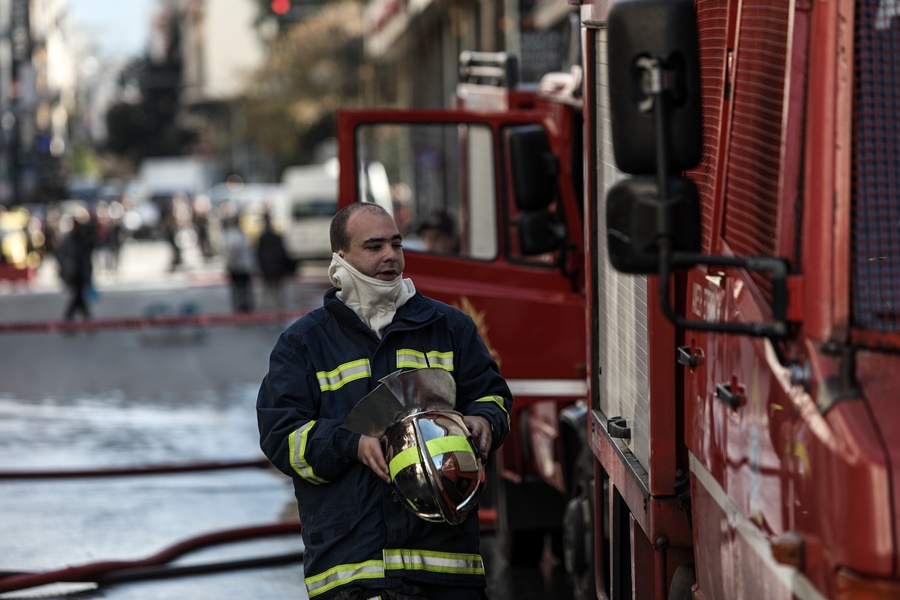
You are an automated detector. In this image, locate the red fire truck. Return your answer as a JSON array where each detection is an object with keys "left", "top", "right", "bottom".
[
  {"left": 581, "top": 0, "right": 900, "bottom": 597},
  {"left": 339, "top": 0, "right": 900, "bottom": 594},
  {"left": 337, "top": 51, "right": 591, "bottom": 569}
]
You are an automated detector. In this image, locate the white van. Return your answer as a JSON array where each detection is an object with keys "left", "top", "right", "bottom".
[{"left": 278, "top": 160, "right": 338, "bottom": 262}]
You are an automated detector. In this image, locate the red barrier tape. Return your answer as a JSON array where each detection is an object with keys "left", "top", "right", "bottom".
[
  {"left": 0, "top": 521, "right": 303, "bottom": 593},
  {"left": 0, "top": 310, "right": 307, "bottom": 335},
  {"left": 0, "top": 458, "right": 272, "bottom": 480}
]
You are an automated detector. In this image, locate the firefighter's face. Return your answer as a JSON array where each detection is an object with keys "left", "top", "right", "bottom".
[{"left": 340, "top": 209, "right": 405, "bottom": 280}]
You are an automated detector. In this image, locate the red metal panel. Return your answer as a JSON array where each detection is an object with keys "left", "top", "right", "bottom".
[
  {"left": 801, "top": 0, "right": 847, "bottom": 342},
  {"left": 590, "top": 413, "right": 694, "bottom": 549},
  {"left": 690, "top": 472, "right": 734, "bottom": 599},
  {"left": 647, "top": 277, "right": 678, "bottom": 496},
  {"left": 837, "top": 350, "right": 900, "bottom": 577}
]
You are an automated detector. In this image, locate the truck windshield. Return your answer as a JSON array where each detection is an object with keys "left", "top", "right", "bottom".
[{"left": 355, "top": 122, "right": 497, "bottom": 260}]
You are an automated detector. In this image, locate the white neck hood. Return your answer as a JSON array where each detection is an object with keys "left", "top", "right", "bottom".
[{"left": 328, "top": 253, "right": 416, "bottom": 338}]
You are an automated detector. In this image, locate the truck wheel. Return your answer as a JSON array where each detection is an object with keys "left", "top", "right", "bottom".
[
  {"left": 563, "top": 491, "right": 595, "bottom": 600},
  {"left": 668, "top": 564, "right": 696, "bottom": 600}
]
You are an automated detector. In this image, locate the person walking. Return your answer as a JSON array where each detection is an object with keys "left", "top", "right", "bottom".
[
  {"left": 257, "top": 202, "right": 512, "bottom": 600},
  {"left": 255, "top": 213, "right": 292, "bottom": 311},
  {"left": 57, "top": 218, "right": 95, "bottom": 323},
  {"left": 223, "top": 214, "right": 255, "bottom": 312}
]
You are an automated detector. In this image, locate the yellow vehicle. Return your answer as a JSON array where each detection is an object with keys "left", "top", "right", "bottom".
[{"left": 0, "top": 207, "right": 43, "bottom": 280}]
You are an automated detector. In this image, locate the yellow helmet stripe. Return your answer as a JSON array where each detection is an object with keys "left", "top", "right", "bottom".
[{"left": 388, "top": 435, "right": 473, "bottom": 480}]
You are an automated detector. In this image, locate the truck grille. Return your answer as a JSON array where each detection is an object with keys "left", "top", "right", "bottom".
[
  {"left": 851, "top": 0, "right": 900, "bottom": 334},
  {"left": 690, "top": 0, "right": 730, "bottom": 254},
  {"left": 721, "top": 0, "right": 790, "bottom": 303}
]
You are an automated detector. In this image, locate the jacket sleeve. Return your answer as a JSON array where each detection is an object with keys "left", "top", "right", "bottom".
[
  {"left": 257, "top": 330, "right": 361, "bottom": 484},
  {"left": 452, "top": 315, "right": 513, "bottom": 452}
]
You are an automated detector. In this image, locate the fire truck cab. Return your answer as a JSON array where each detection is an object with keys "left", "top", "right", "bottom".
[
  {"left": 584, "top": 0, "right": 900, "bottom": 598},
  {"left": 336, "top": 52, "right": 591, "bottom": 569}
]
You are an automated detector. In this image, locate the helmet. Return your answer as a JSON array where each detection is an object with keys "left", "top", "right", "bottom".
[
  {"left": 385, "top": 409, "right": 485, "bottom": 525},
  {"left": 344, "top": 368, "right": 487, "bottom": 525}
]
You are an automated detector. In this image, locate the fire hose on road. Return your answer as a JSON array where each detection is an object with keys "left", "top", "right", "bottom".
[
  {"left": 0, "top": 459, "right": 304, "bottom": 595},
  {"left": 0, "top": 309, "right": 308, "bottom": 335},
  {"left": 0, "top": 521, "right": 304, "bottom": 594},
  {"left": 0, "top": 458, "right": 272, "bottom": 480}
]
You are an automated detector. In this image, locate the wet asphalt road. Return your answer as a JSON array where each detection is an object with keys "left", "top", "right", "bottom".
[{"left": 0, "top": 241, "right": 575, "bottom": 600}]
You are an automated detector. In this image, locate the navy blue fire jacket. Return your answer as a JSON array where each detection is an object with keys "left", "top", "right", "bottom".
[{"left": 257, "top": 288, "right": 512, "bottom": 599}]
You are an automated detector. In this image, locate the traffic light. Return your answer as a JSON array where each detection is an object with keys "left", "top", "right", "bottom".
[{"left": 270, "top": 0, "right": 290, "bottom": 15}]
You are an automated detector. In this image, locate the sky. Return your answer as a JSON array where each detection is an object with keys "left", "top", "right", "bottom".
[{"left": 67, "top": 0, "right": 156, "bottom": 60}]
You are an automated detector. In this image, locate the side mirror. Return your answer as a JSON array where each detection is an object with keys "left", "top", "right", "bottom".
[
  {"left": 604, "top": 0, "right": 789, "bottom": 339},
  {"left": 606, "top": 176, "right": 701, "bottom": 274},
  {"left": 607, "top": 0, "right": 702, "bottom": 174},
  {"left": 518, "top": 209, "right": 566, "bottom": 256},
  {"left": 508, "top": 125, "right": 559, "bottom": 211}
]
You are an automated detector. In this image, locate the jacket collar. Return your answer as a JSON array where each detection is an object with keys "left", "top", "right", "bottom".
[{"left": 324, "top": 287, "right": 440, "bottom": 332}]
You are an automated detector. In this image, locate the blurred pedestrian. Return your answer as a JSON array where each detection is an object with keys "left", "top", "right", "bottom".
[
  {"left": 192, "top": 195, "right": 214, "bottom": 261},
  {"left": 223, "top": 214, "right": 254, "bottom": 312},
  {"left": 256, "top": 213, "right": 292, "bottom": 311},
  {"left": 57, "top": 218, "right": 95, "bottom": 323},
  {"left": 93, "top": 201, "right": 122, "bottom": 276}
]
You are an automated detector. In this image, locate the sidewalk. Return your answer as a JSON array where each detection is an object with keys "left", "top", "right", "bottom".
[{"left": 2, "top": 240, "right": 329, "bottom": 296}]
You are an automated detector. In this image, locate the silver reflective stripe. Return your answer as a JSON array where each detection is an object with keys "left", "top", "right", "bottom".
[
  {"left": 475, "top": 395, "right": 510, "bottom": 429},
  {"left": 383, "top": 548, "right": 485, "bottom": 575},
  {"left": 505, "top": 378, "right": 587, "bottom": 397},
  {"left": 317, "top": 359, "right": 371, "bottom": 392},
  {"left": 304, "top": 559, "right": 385, "bottom": 598},
  {"left": 288, "top": 421, "right": 327, "bottom": 484},
  {"left": 396, "top": 349, "right": 454, "bottom": 371}
]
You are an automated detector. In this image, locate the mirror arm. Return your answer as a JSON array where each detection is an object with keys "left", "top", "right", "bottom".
[
  {"left": 658, "top": 242, "right": 789, "bottom": 338},
  {"left": 638, "top": 57, "right": 677, "bottom": 240},
  {"left": 645, "top": 55, "right": 790, "bottom": 341}
]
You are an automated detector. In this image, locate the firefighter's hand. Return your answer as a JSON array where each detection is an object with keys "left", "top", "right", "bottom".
[
  {"left": 358, "top": 434, "right": 390, "bottom": 483},
  {"left": 463, "top": 415, "right": 492, "bottom": 455}
]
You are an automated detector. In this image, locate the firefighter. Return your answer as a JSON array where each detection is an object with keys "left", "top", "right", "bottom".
[{"left": 257, "top": 202, "right": 512, "bottom": 600}]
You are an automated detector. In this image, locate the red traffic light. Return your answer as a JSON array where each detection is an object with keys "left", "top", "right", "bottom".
[{"left": 270, "top": 0, "right": 290, "bottom": 15}]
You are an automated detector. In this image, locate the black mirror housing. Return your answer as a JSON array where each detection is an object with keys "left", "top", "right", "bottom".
[
  {"left": 606, "top": 176, "right": 701, "bottom": 274},
  {"left": 607, "top": 0, "right": 703, "bottom": 174},
  {"left": 508, "top": 125, "right": 558, "bottom": 211},
  {"left": 518, "top": 209, "right": 566, "bottom": 256}
]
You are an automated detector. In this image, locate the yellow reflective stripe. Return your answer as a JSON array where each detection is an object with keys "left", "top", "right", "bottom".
[
  {"left": 425, "top": 434, "right": 473, "bottom": 457},
  {"left": 395, "top": 349, "right": 454, "bottom": 371},
  {"left": 383, "top": 548, "right": 485, "bottom": 575},
  {"left": 475, "top": 395, "right": 510, "bottom": 429},
  {"left": 288, "top": 422, "right": 328, "bottom": 484},
  {"left": 388, "top": 446, "right": 419, "bottom": 481},
  {"left": 388, "top": 435, "right": 473, "bottom": 480},
  {"left": 304, "top": 559, "right": 384, "bottom": 598},
  {"left": 317, "top": 359, "right": 371, "bottom": 392}
]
